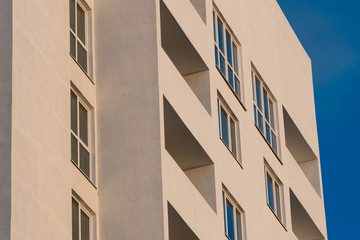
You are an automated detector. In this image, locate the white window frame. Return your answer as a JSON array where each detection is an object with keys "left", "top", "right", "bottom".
[
  {"left": 71, "top": 87, "right": 95, "bottom": 183},
  {"left": 72, "top": 195, "right": 95, "bottom": 240},
  {"left": 70, "top": 0, "right": 92, "bottom": 75},
  {"left": 222, "top": 190, "right": 246, "bottom": 240},
  {"left": 213, "top": 8, "right": 242, "bottom": 101},
  {"left": 264, "top": 165, "right": 283, "bottom": 223},
  {"left": 217, "top": 98, "right": 241, "bottom": 162},
  {"left": 251, "top": 69, "right": 279, "bottom": 155}
]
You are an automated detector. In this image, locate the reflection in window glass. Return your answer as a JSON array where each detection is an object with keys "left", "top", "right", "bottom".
[
  {"left": 275, "top": 182, "right": 281, "bottom": 220},
  {"left": 267, "top": 173, "right": 274, "bottom": 210},
  {"left": 72, "top": 199, "right": 79, "bottom": 240},
  {"left": 236, "top": 210, "right": 243, "bottom": 240},
  {"left": 81, "top": 210, "right": 90, "bottom": 240},
  {"left": 77, "top": 4, "right": 86, "bottom": 44},
  {"left": 80, "top": 144, "right": 90, "bottom": 177},
  {"left": 226, "top": 200, "right": 235, "bottom": 240},
  {"left": 221, "top": 107, "right": 229, "bottom": 147},
  {"left": 230, "top": 118, "right": 237, "bottom": 156}
]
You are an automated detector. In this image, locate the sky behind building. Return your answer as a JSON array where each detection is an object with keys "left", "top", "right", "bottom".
[{"left": 277, "top": 0, "right": 360, "bottom": 238}]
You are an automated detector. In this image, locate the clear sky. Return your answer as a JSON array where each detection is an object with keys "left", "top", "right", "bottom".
[{"left": 276, "top": 0, "right": 360, "bottom": 238}]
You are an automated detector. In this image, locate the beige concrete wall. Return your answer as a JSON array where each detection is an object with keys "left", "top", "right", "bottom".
[
  {"left": 95, "top": 0, "right": 165, "bottom": 239},
  {"left": 0, "top": 1, "right": 12, "bottom": 239},
  {"left": 11, "top": 0, "right": 98, "bottom": 239}
]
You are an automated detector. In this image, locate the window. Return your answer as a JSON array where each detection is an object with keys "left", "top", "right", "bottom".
[
  {"left": 71, "top": 89, "right": 93, "bottom": 180},
  {"left": 218, "top": 98, "right": 241, "bottom": 161},
  {"left": 72, "top": 197, "right": 92, "bottom": 240},
  {"left": 252, "top": 69, "right": 278, "bottom": 154},
  {"left": 222, "top": 190, "right": 245, "bottom": 240},
  {"left": 213, "top": 9, "right": 242, "bottom": 100},
  {"left": 70, "top": 0, "right": 90, "bottom": 73},
  {"left": 265, "top": 166, "right": 283, "bottom": 222}
]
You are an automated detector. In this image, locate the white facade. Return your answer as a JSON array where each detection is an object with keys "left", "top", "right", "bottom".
[{"left": 0, "top": 0, "right": 327, "bottom": 239}]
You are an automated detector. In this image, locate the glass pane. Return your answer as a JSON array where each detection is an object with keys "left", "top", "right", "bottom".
[
  {"left": 269, "top": 100, "right": 275, "bottom": 129},
  {"left": 228, "top": 66, "right": 233, "bottom": 88},
  {"left": 266, "top": 124, "right": 271, "bottom": 143},
  {"left": 267, "top": 174, "right": 274, "bottom": 211},
  {"left": 220, "top": 54, "right": 226, "bottom": 75},
  {"left": 253, "top": 105, "right": 257, "bottom": 125},
  {"left": 263, "top": 89, "right": 269, "bottom": 121},
  {"left": 235, "top": 76, "right": 240, "bottom": 98},
  {"left": 275, "top": 182, "right": 282, "bottom": 220},
  {"left": 72, "top": 199, "right": 79, "bottom": 240},
  {"left": 271, "top": 131, "right": 277, "bottom": 153},
  {"left": 257, "top": 110, "right": 263, "bottom": 132},
  {"left": 71, "top": 134, "right": 78, "bottom": 164},
  {"left": 255, "top": 78, "right": 262, "bottom": 110},
  {"left": 233, "top": 43, "right": 238, "bottom": 74},
  {"left": 223, "top": 192, "right": 226, "bottom": 233},
  {"left": 77, "top": 42, "right": 87, "bottom": 72},
  {"left": 71, "top": 91, "right": 77, "bottom": 134},
  {"left": 220, "top": 107, "right": 229, "bottom": 147},
  {"left": 236, "top": 210, "right": 243, "bottom": 240},
  {"left": 81, "top": 210, "right": 90, "bottom": 240},
  {"left": 217, "top": 18, "right": 224, "bottom": 53},
  {"left": 230, "top": 118, "right": 237, "bottom": 157},
  {"left": 70, "top": 33, "right": 76, "bottom": 57},
  {"left": 79, "top": 103, "right": 88, "bottom": 145},
  {"left": 226, "top": 31, "right": 232, "bottom": 66},
  {"left": 70, "top": 0, "right": 75, "bottom": 31},
  {"left": 213, "top": 12, "right": 216, "bottom": 41},
  {"left": 251, "top": 72, "right": 255, "bottom": 102},
  {"left": 226, "top": 200, "right": 235, "bottom": 240},
  {"left": 215, "top": 45, "right": 218, "bottom": 66},
  {"left": 77, "top": 4, "right": 86, "bottom": 44},
  {"left": 80, "top": 144, "right": 90, "bottom": 178}
]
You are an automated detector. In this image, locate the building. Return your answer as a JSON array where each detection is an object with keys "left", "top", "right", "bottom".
[{"left": 0, "top": 0, "right": 327, "bottom": 239}]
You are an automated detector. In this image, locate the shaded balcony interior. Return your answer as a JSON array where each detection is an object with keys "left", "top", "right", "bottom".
[
  {"left": 290, "top": 189, "right": 325, "bottom": 240},
  {"left": 168, "top": 202, "right": 199, "bottom": 240},
  {"left": 164, "top": 97, "right": 216, "bottom": 212},
  {"left": 160, "top": 0, "right": 211, "bottom": 114},
  {"left": 283, "top": 107, "right": 321, "bottom": 196},
  {"left": 189, "top": 0, "right": 207, "bottom": 24}
]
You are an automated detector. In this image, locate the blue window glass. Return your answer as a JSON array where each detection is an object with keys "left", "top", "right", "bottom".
[
  {"left": 226, "top": 31, "right": 232, "bottom": 66},
  {"left": 228, "top": 66, "right": 234, "bottom": 88},
  {"left": 215, "top": 45, "right": 218, "bottom": 66},
  {"left": 269, "top": 100, "right": 275, "bottom": 129},
  {"left": 221, "top": 107, "right": 229, "bottom": 147},
  {"left": 257, "top": 110, "right": 263, "bottom": 132},
  {"left": 263, "top": 90, "right": 269, "bottom": 122},
  {"left": 218, "top": 19, "right": 224, "bottom": 53},
  {"left": 226, "top": 200, "right": 235, "bottom": 240},
  {"left": 266, "top": 124, "right": 271, "bottom": 143},
  {"left": 267, "top": 174, "right": 274, "bottom": 210},
  {"left": 255, "top": 78, "right": 262, "bottom": 110},
  {"left": 220, "top": 55, "right": 226, "bottom": 75}
]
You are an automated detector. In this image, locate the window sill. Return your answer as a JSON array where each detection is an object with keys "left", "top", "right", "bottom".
[
  {"left": 219, "top": 137, "right": 243, "bottom": 169},
  {"left": 216, "top": 66, "right": 247, "bottom": 112},
  {"left": 71, "top": 159, "right": 97, "bottom": 189},
  {"left": 69, "top": 53, "right": 94, "bottom": 85},
  {"left": 266, "top": 203, "right": 287, "bottom": 231},
  {"left": 254, "top": 124, "right": 282, "bottom": 164}
]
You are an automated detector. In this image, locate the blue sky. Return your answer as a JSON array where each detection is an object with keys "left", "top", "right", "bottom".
[{"left": 277, "top": 0, "right": 360, "bottom": 238}]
